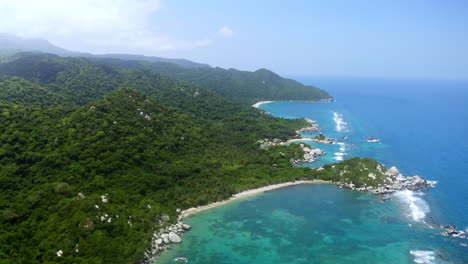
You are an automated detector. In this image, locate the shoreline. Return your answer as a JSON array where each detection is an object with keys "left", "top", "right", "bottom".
[
  {"left": 252, "top": 101, "right": 274, "bottom": 108},
  {"left": 252, "top": 98, "right": 335, "bottom": 108},
  {"left": 281, "top": 138, "right": 315, "bottom": 144},
  {"left": 181, "top": 180, "right": 330, "bottom": 218}
]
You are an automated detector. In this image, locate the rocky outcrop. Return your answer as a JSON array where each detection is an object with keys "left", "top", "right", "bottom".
[
  {"left": 335, "top": 166, "right": 436, "bottom": 195},
  {"left": 387, "top": 166, "right": 400, "bottom": 176},
  {"left": 142, "top": 210, "right": 191, "bottom": 263},
  {"left": 297, "top": 118, "right": 320, "bottom": 133},
  {"left": 441, "top": 225, "right": 468, "bottom": 240},
  {"left": 291, "top": 143, "right": 326, "bottom": 164},
  {"left": 257, "top": 139, "right": 325, "bottom": 164},
  {"left": 311, "top": 138, "right": 334, "bottom": 144},
  {"left": 169, "top": 232, "right": 182, "bottom": 243}
]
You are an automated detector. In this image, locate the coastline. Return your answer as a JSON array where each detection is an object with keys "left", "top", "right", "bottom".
[
  {"left": 281, "top": 138, "right": 315, "bottom": 144},
  {"left": 252, "top": 100, "right": 274, "bottom": 108},
  {"left": 252, "top": 98, "right": 335, "bottom": 108},
  {"left": 181, "top": 180, "right": 330, "bottom": 218}
]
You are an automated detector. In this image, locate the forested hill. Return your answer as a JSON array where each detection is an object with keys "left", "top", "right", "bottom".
[
  {"left": 0, "top": 52, "right": 391, "bottom": 264},
  {"left": 0, "top": 53, "right": 317, "bottom": 263},
  {"left": 92, "top": 57, "right": 333, "bottom": 105},
  {"left": 0, "top": 34, "right": 332, "bottom": 104}
]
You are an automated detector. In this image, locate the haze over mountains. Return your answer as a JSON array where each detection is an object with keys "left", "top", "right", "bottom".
[{"left": 0, "top": 33, "right": 208, "bottom": 68}]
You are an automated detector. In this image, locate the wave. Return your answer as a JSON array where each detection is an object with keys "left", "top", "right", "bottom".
[
  {"left": 410, "top": 250, "right": 436, "bottom": 264},
  {"left": 393, "top": 190, "right": 431, "bottom": 224},
  {"left": 333, "top": 112, "right": 349, "bottom": 132},
  {"left": 334, "top": 155, "right": 344, "bottom": 161},
  {"left": 334, "top": 142, "right": 347, "bottom": 161},
  {"left": 337, "top": 142, "right": 346, "bottom": 152}
]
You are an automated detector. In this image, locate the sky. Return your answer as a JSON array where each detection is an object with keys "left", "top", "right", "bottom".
[{"left": 0, "top": 0, "right": 467, "bottom": 80}]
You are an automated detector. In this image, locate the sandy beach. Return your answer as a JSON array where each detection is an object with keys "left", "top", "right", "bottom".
[
  {"left": 181, "top": 179, "right": 330, "bottom": 218},
  {"left": 252, "top": 101, "right": 274, "bottom": 108},
  {"left": 281, "top": 138, "right": 315, "bottom": 144}
]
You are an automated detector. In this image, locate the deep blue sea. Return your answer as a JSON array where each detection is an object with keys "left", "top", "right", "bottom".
[{"left": 156, "top": 77, "right": 468, "bottom": 264}]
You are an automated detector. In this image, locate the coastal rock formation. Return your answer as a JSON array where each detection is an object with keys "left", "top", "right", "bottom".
[
  {"left": 169, "top": 232, "right": 182, "bottom": 243},
  {"left": 311, "top": 138, "right": 334, "bottom": 144},
  {"left": 297, "top": 118, "right": 320, "bottom": 133},
  {"left": 143, "top": 213, "right": 192, "bottom": 263},
  {"left": 257, "top": 139, "right": 325, "bottom": 164},
  {"left": 309, "top": 133, "right": 337, "bottom": 145},
  {"left": 441, "top": 225, "right": 468, "bottom": 240},
  {"left": 334, "top": 164, "right": 436, "bottom": 194},
  {"left": 387, "top": 166, "right": 400, "bottom": 176},
  {"left": 291, "top": 143, "right": 326, "bottom": 164},
  {"left": 315, "top": 158, "right": 436, "bottom": 195}
]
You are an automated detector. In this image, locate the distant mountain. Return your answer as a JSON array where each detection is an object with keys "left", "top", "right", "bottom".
[
  {"left": 93, "top": 53, "right": 209, "bottom": 68},
  {"left": 0, "top": 34, "right": 332, "bottom": 104},
  {"left": 0, "top": 33, "right": 70, "bottom": 55},
  {"left": 92, "top": 57, "right": 333, "bottom": 104},
  {"left": 0, "top": 33, "right": 208, "bottom": 68}
]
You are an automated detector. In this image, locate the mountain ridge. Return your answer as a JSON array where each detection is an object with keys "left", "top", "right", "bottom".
[
  {"left": 0, "top": 34, "right": 333, "bottom": 104},
  {"left": 0, "top": 33, "right": 208, "bottom": 68}
]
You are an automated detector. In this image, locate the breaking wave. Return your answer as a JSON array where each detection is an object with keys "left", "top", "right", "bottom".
[
  {"left": 333, "top": 112, "right": 349, "bottom": 132},
  {"left": 410, "top": 250, "right": 436, "bottom": 264},
  {"left": 334, "top": 142, "right": 347, "bottom": 161},
  {"left": 394, "top": 190, "right": 431, "bottom": 224}
]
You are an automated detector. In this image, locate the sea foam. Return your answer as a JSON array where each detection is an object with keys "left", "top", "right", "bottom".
[
  {"left": 410, "top": 250, "right": 436, "bottom": 264},
  {"left": 333, "top": 112, "right": 349, "bottom": 132},
  {"left": 394, "top": 190, "right": 430, "bottom": 224},
  {"left": 334, "top": 142, "right": 347, "bottom": 161}
]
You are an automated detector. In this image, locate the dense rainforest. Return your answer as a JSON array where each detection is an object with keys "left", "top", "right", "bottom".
[
  {"left": 0, "top": 53, "right": 381, "bottom": 263},
  {"left": 90, "top": 57, "right": 332, "bottom": 105}
]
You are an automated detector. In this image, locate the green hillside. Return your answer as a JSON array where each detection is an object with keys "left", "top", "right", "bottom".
[
  {"left": 0, "top": 54, "right": 313, "bottom": 263},
  {"left": 91, "top": 57, "right": 333, "bottom": 105},
  {"left": 0, "top": 53, "right": 386, "bottom": 263}
]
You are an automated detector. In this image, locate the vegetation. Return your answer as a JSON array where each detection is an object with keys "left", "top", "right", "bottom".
[
  {"left": 316, "top": 157, "right": 390, "bottom": 188},
  {"left": 0, "top": 54, "right": 314, "bottom": 263},
  {"left": 313, "top": 133, "right": 326, "bottom": 140},
  {"left": 91, "top": 57, "right": 332, "bottom": 105},
  {"left": 0, "top": 53, "right": 384, "bottom": 263}
]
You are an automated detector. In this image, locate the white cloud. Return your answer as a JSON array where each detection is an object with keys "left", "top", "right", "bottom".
[
  {"left": 0, "top": 0, "right": 213, "bottom": 54},
  {"left": 218, "top": 26, "right": 234, "bottom": 38}
]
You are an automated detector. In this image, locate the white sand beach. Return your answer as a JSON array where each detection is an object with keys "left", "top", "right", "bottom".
[{"left": 252, "top": 101, "right": 274, "bottom": 108}]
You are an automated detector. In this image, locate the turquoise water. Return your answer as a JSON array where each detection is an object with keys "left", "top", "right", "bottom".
[
  {"left": 156, "top": 185, "right": 463, "bottom": 264},
  {"left": 156, "top": 78, "right": 468, "bottom": 264}
]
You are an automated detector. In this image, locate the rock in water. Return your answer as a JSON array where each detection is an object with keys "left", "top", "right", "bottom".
[{"left": 169, "top": 232, "right": 182, "bottom": 243}]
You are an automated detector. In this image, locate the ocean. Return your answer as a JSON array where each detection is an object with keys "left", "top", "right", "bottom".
[{"left": 155, "top": 77, "right": 468, "bottom": 264}]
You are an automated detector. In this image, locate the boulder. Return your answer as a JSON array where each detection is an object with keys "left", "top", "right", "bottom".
[
  {"left": 161, "top": 215, "right": 170, "bottom": 222},
  {"left": 182, "top": 224, "right": 192, "bottom": 230},
  {"left": 387, "top": 166, "right": 400, "bottom": 176},
  {"left": 161, "top": 233, "right": 170, "bottom": 244},
  {"left": 169, "top": 232, "right": 182, "bottom": 243},
  {"left": 155, "top": 238, "right": 163, "bottom": 245}
]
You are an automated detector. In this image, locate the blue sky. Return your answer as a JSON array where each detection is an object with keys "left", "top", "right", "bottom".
[{"left": 1, "top": 0, "right": 467, "bottom": 80}]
